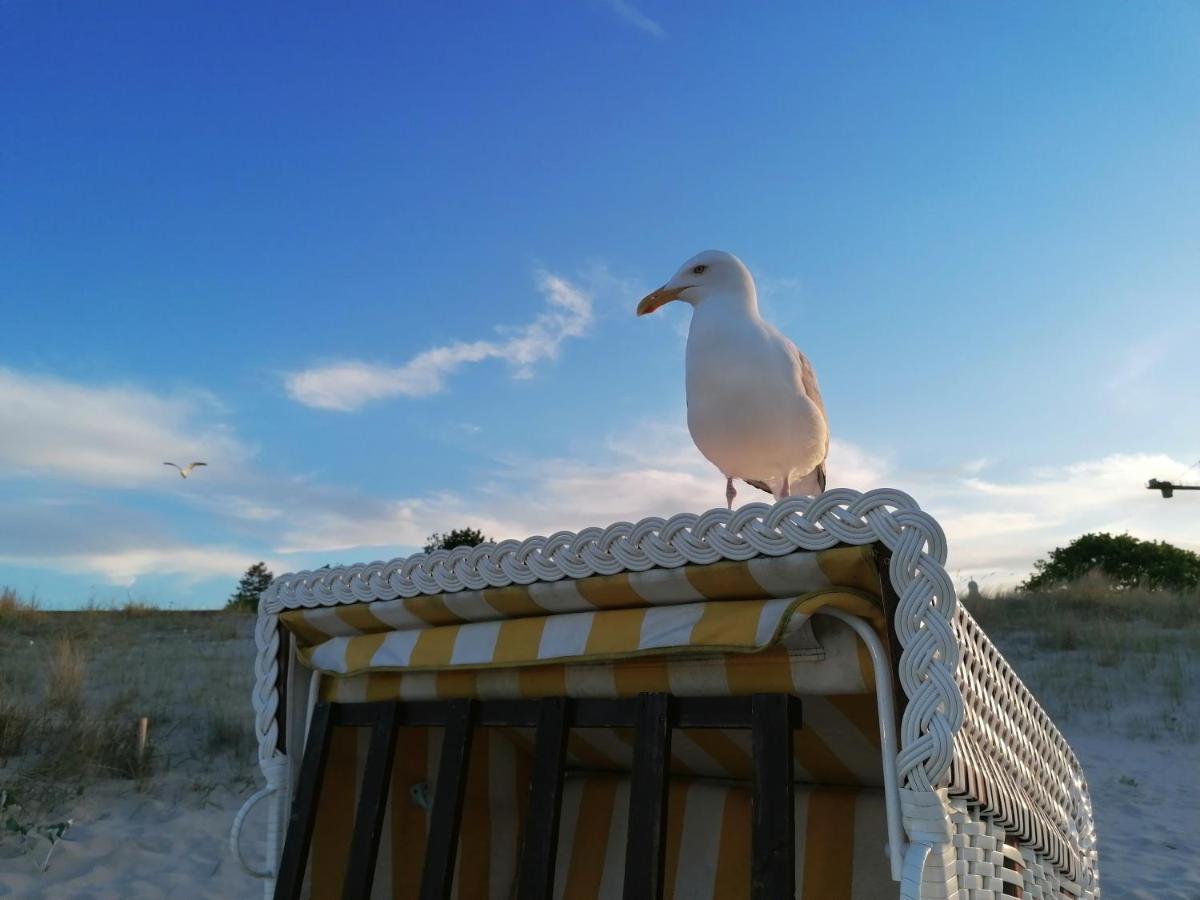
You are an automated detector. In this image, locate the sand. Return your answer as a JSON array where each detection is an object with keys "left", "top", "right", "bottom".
[{"left": 0, "top": 771, "right": 264, "bottom": 899}]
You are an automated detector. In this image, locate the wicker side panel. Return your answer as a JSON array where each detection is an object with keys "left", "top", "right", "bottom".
[
  {"left": 949, "top": 798, "right": 1092, "bottom": 900},
  {"left": 950, "top": 606, "right": 1098, "bottom": 892}
]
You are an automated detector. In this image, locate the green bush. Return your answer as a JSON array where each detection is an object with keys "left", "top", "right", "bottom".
[{"left": 1021, "top": 533, "right": 1200, "bottom": 592}]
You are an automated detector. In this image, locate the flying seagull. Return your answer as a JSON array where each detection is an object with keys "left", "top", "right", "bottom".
[
  {"left": 163, "top": 461, "right": 207, "bottom": 479},
  {"left": 637, "top": 250, "right": 828, "bottom": 509}
]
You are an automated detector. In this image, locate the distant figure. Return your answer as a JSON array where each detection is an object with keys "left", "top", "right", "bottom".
[
  {"left": 966, "top": 578, "right": 981, "bottom": 602},
  {"left": 637, "top": 250, "right": 829, "bottom": 509},
  {"left": 163, "top": 461, "right": 207, "bottom": 479}
]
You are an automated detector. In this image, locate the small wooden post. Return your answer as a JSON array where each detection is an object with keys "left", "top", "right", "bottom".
[{"left": 134, "top": 717, "right": 149, "bottom": 767}]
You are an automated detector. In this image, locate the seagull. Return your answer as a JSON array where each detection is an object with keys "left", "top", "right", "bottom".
[
  {"left": 637, "top": 250, "right": 828, "bottom": 509},
  {"left": 163, "top": 461, "right": 207, "bottom": 479}
]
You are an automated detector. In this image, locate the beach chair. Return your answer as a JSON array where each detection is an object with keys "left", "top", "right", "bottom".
[{"left": 231, "top": 489, "right": 1100, "bottom": 899}]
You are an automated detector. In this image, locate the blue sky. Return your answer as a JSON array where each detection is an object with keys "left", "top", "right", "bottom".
[{"left": 2, "top": 2, "right": 1198, "bottom": 608}]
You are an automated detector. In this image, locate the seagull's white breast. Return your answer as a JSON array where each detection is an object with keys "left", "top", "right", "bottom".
[{"left": 685, "top": 303, "right": 826, "bottom": 490}]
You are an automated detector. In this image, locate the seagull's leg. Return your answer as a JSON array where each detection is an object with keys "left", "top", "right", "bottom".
[{"left": 725, "top": 477, "right": 737, "bottom": 510}]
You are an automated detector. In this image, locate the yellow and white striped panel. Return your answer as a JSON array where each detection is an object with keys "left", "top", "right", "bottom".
[
  {"left": 307, "top": 724, "right": 532, "bottom": 900},
  {"left": 551, "top": 776, "right": 891, "bottom": 899},
  {"left": 280, "top": 546, "right": 883, "bottom": 649},
  {"left": 305, "top": 729, "right": 890, "bottom": 899}
]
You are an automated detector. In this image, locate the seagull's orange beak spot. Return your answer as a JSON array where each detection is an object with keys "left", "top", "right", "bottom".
[{"left": 636, "top": 284, "right": 686, "bottom": 316}]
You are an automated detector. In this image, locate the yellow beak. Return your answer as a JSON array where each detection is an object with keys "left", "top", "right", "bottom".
[{"left": 636, "top": 284, "right": 687, "bottom": 316}]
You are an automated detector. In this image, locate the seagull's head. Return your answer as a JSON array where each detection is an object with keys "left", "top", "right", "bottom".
[{"left": 636, "top": 250, "right": 755, "bottom": 316}]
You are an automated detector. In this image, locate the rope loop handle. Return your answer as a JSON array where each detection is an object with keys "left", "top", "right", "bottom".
[{"left": 229, "top": 785, "right": 277, "bottom": 879}]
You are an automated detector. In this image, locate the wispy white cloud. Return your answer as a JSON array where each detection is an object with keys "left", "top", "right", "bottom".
[
  {"left": 4, "top": 363, "right": 1193, "bottom": 603},
  {"left": 64, "top": 546, "right": 282, "bottom": 589},
  {"left": 0, "top": 368, "right": 249, "bottom": 488},
  {"left": 600, "top": 0, "right": 666, "bottom": 38},
  {"left": 285, "top": 271, "right": 594, "bottom": 412}
]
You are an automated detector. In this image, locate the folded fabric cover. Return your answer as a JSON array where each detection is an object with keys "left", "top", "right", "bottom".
[{"left": 282, "top": 548, "right": 886, "bottom": 696}]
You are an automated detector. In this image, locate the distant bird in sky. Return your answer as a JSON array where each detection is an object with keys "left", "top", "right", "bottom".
[
  {"left": 637, "top": 250, "right": 829, "bottom": 509},
  {"left": 163, "top": 461, "right": 207, "bottom": 479}
]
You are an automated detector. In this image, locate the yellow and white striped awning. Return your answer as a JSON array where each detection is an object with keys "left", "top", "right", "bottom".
[{"left": 282, "top": 547, "right": 886, "bottom": 694}]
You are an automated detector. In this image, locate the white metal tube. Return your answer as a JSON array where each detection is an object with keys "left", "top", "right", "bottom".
[{"left": 814, "top": 607, "right": 906, "bottom": 881}]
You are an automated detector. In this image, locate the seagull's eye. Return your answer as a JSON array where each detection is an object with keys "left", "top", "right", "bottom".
[{"left": 692, "top": 265, "right": 707, "bottom": 275}]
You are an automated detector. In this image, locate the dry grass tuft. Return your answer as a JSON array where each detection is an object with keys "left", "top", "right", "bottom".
[
  {"left": 205, "top": 707, "right": 255, "bottom": 758},
  {"left": 118, "top": 600, "right": 160, "bottom": 618},
  {"left": 45, "top": 638, "right": 87, "bottom": 714},
  {"left": 966, "top": 569, "right": 1198, "bottom": 637},
  {"left": 0, "top": 690, "right": 38, "bottom": 757},
  {"left": 0, "top": 586, "right": 41, "bottom": 619}
]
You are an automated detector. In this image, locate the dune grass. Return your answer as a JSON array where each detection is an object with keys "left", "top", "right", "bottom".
[
  {"left": 0, "top": 586, "right": 41, "bottom": 618},
  {"left": 962, "top": 573, "right": 1200, "bottom": 742},
  {"left": 0, "top": 591, "right": 257, "bottom": 826}
]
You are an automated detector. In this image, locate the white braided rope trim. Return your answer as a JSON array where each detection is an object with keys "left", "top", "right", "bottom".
[{"left": 237, "top": 488, "right": 961, "bottom": 876}]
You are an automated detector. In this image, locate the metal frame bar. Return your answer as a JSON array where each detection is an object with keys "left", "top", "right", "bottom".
[{"left": 814, "top": 606, "right": 907, "bottom": 880}]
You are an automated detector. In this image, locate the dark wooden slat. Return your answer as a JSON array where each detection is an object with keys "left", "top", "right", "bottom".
[
  {"left": 572, "top": 696, "right": 754, "bottom": 729},
  {"left": 516, "top": 698, "right": 571, "bottom": 900},
  {"left": 341, "top": 702, "right": 401, "bottom": 900},
  {"left": 330, "top": 696, "right": 757, "bottom": 730},
  {"left": 419, "top": 699, "right": 476, "bottom": 900},
  {"left": 673, "top": 696, "right": 753, "bottom": 728},
  {"left": 751, "top": 694, "right": 798, "bottom": 900},
  {"left": 275, "top": 633, "right": 291, "bottom": 753},
  {"left": 331, "top": 700, "right": 425, "bottom": 728},
  {"left": 274, "top": 702, "right": 336, "bottom": 900},
  {"left": 622, "top": 692, "right": 673, "bottom": 900}
]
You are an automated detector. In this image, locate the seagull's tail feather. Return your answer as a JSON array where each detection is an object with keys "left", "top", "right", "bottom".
[
  {"left": 815, "top": 462, "right": 827, "bottom": 492},
  {"left": 744, "top": 479, "right": 773, "bottom": 496}
]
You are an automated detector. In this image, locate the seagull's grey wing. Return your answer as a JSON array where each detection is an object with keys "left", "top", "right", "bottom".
[
  {"left": 795, "top": 346, "right": 829, "bottom": 470},
  {"left": 163, "top": 462, "right": 180, "bottom": 469},
  {"left": 794, "top": 348, "right": 827, "bottom": 427},
  {"left": 792, "top": 346, "right": 828, "bottom": 491},
  {"left": 189, "top": 462, "right": 207, "bottom": 469}
]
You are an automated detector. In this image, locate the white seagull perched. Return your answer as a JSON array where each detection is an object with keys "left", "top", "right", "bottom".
[
  {"left": 163, "top": 461, "right": 207, "bottom": 479},
  {"left": 637, "top": 250, "right": 829, "bottom": 509}
]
